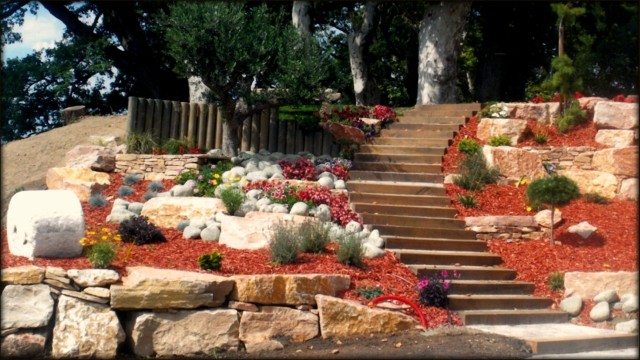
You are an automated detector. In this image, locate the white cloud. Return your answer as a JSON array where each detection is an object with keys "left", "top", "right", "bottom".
[{"left": 3, "top": 7, "right": 65, "bottom": 61}]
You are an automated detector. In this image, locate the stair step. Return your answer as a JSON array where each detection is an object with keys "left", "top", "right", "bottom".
[
  {"left": 354, "top": 153, "right": 442, "bottom": 164},
  {"left": 413, "top": 103, "right": 481, "bottom": 112},
  {"left": 410, "top": 265, "right": 517, "bottom": 281},
  {"left": 375, "top": 224, "right": 475, "bottom": 239},
  {"left": 392, "top": 249, "right": 502, "bottom": 266},
  {"left": 349, "top": 192, "right": 451, "bottom": 207},
  {"left": 448, "top": 294, "right": 553, "bottom": 311},
  {"left": 381, "top": 129, "right": 456, "bottom": 138},
  {"left": 362, "top": 213, "right": 465, "bottom": 230},
  {"left": 527, "top": 333, "right": 639, "bottom": 355},
  {"left": 351, "top": 162, "right": 442, "bottom": 173},
  {"left": 347, "top": 181, "right": 446, "bottom": 196},
  {"left": 448, "top": 280, "right": 536, "bottom": 295},
  {"left": 350, "top": 171, "right": 444, "bottom": 183},
  {"left": 393, "top": 117, "right": 467, "bottom": 125},
  {"left": 458, "top": 310, "right": 569, "bottom": 325},
  {"left": 354, "top": 204, "right": 457, "bottom": 218},
  {"left": 369, "top": 137, "right": 450, "bottom": 146},
  {"left": 358, "top": 145, "right": 446, "bottom": 155},
  {"left": 384, "top": 236, "right": 486, "bottom": 252}
]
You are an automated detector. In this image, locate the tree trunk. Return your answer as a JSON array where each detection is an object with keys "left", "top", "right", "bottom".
[
  {"left": 416, "top": 1, "right": 471, "bottom": 105},
  {"left": 292, "top": 1, "right": 313, "bottom": 37},
  {"left": 220, "top": 101, "right": 239, "bottom": 156},
  {"left": 348, "top": 1, "right": 379, "bottom": 106},
  {"left": 188, "top": 76, "right": 211, "bottom": 104},
  {"left": 549, "top": 207, "right": 556, "bottom": 246}
]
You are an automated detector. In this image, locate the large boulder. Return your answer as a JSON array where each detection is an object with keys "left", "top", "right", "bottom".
[
  {"left": 619, "top": 178, "right": 638, "bottom": 200},
  {"left": 594, "top": 130, "right": 636, "bottom": 148},
  {"left": 64, "top": 145, "right": 119, "bottom": 172},
  {"left": 51, "top": 295, "right": 125, "bottom": 359},
  {"left": 1, "top": 285, "right": 54, "bottom": 330},
  {"left": 219, "top": 211, "right": 313, "bottom": 250},
  {"left": 564, "top": 271, "right": 638, "bottom": 299},
  {"left": 126, "top": 309, "right": 240, "bottom": 357},
  {"left": 483, "top": 145, "right": 546, "bottom": 180},
  {"left": 578, "top": 97, "right": 608, "bottom": 113},
  {"left": 7, "top": 190, "right": 84, "bottom": 259},
  {"left": 558, "top": 170, "right": 619, "bottom": 199},
  {"left": 140, "top": 197, "right": 227, "bottom": 229},
  {"left": 593, "top": 101, "right": 638, "bottom": 130},
  {"left": 45, "top": 167, "right": 110, "bottom": 201},
  {"left": 477, "top": 118, "right": 528, "bottom": 145},
  {"left": 239, "top": 306, "right": 318, "bottom": 345},
  {"left": 591, "top": 147, "right": 638, "bottom": 177},
  {"left": 504, "top": 102, "right": 561, "bottom": 125},
  {"left": 319, "top": 121, "right": 366, "bottom": 144}
]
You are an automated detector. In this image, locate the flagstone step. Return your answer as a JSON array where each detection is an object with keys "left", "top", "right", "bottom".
[
  {"left": 459, "top": 309, "right": 570, "bottom": 325},
  {"left": 349, "top": 171, "right": 444, "bottom": 183},
  {"left": 353, "top": 203, "right": 457, "bottom": 218},
  {"left": 374, "top": 224, "right": 475, "bottom": 239},
  {"left": 348, "top": 192, "right": 451, "bottom": 207},
  {"left": 351, "top": 162, "right": 442, "bottom": 173},
  {"left": 353, "top": 153, "right": 442, "bottom": 164},
  {"left": 358, "top": 144, "right": 446, "bottom": 155},
  {"left": 410, "top": 265, "right": 517, "bottom": 281},
  {"left": 384, "top": 236, "right": 487, "bottom": 252},
  {"left": 447, "top": 280, "right": 536, "bottom": 295},
  {"left": 362, "top": 213, "right": 465, "bottom": 230},
  {"left": 392, "top": 249, "right": 503, "bottom": 266},
  {"left": 347, "top": 181, "right": 447, "bottom": 196},
  {"left": 368, "top": 137, "right": 450, "bottom": 146},
  {"left": 448, "top": 294, "right": 554, "bottom": 311}
]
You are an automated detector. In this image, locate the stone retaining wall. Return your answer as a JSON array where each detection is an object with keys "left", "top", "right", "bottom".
[
  {"left": 522, "top": 146, "right": 597, "bottom": 171},
  {"left": 114, "top": 154, "right": 201, "bottom": 180},
  {"left": 1, "top": 265, "right": 416, "bottom": 358}
]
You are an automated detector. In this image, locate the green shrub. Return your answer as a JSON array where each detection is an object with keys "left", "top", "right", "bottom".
[
  {"left": 198, "top": 250, "right": 223, "bottom": 271},
  {"left": 297, "top": 220, "right": 331, "bottom": 253},
  {"left": 118, "top": 215, "right": 166, "bottom": 245},
  {"left": 336, "top": 234, "right": 364, "bottom": 268},
  {"left": 147, "top": 181, "right": 165, "bottom": 192},
  {"left": 583, "top": 192, "right": 610, "bottom": 204},
  {"left": 557, "top": 100, "right": 587, "bottom": 133},
  {"left": 219, "top": 187, "right": 245, "bottom": 214},
  {"left": 162, "top": 137, "right": 195, "bottom": 155},
  {"left": 175, "top": 161, "right": 233, "bottom": 197},
  {"left": 87, "top": 240, "right": 118, "bottom": 269},
  {"left": 356, "top": 286, "right": 384, "bottom": 300},
  {"left": 118, "top": 185, "right": 135, "bottom": 197},
  {"left": 269, "top": 220, "right": 300, "bottom": 265},
  {"left": 488, "top": 135, "right": 512, "bottom": 146},
  {"left": 457, "top": 194, "right": 477, "bottom": 208},
  {"left": 533, "top": 133, "right": 548, "bottom": 144},
  {"left": 89, "top": 193, "right": 108, "bottom": 208},
  {"left": 453, "top": 152, "right": 501, "bottom": 191},
  {"left": 125, "top": 132, "right": 157, "bottom": 154},
  {"left": 548, "top": 271, "right": 564, "bottom": 291},
  {"left": 123, "top": 174, "right": 143, "bottom": 186},
  {"left": 457, "top": 138, "right": 481, "bottom": 155}
]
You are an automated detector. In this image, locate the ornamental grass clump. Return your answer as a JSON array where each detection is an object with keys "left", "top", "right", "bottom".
[
  {"left": 457, "top": 194, "right": 477, "bottom": 208},
  {"left": 123, "top": 173, "right": 143, "bottom": 186},
  {"left": 269, "top": 220, "right": 300, "bottom": 265},
  {"left": 488, "top": 135, "right": 512, "bottom": 146},
  {"left": 548, "top": 271, "right": 564, "bottom": 291},
  {"left": 453, "top": 152, "right": 500, "bottom": 191},
  {"left": 117, "top": 185, "right": 135, "bottom": 197},
  {"left": 336, "top": 233, "right": 364, "bottom": 268},
  {"left": 297, "top": 220, "right": 330, "bottom": 253},
  {"left": 526, "top": 175, "right": 580, "bottom": 245},
  {"left": 118, "top": 215, "right": 166, "bottom": 245},
  {"left": 219, "top": 187, "right": 245, "bottom": 215},
  {"left": 147, "top": 181, "right": 165, "bottom": 192},
  {"left": 456, "top": 138, "right": 481, "bottom": 155},
  {"left": 88, "top": 193, "right": 108, "bottom": 208}
]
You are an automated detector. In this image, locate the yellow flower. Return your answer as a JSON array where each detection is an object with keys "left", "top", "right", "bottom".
[
  {"left": 226, "top": 183, "right": 231, "bottom": 188},
  {"left": 114, "top": 235, "right": 122, "bottom": 242},
  {"left": 101, "top": 227, "right": 109, "bottom": 232},
  {"left": 88, "top": 231, "right": 96, "bottom": 235},
  {"left": 214, "top": 174, "right": 220, "bottom": 179},
  {"left": 101, "top": 235, "right": 108, "bottom": 241},
  {"left": 555, "top": 208, "right": 560, "bottom": 212},
  {"left": 526, "top": 206, "right": 532, "bottom": 212},
  {"left": 211, "top": 180, "right": 218, "bottom": 185},
  {"left": 235, "top": 176, "right": 241, "bottom": 181}
]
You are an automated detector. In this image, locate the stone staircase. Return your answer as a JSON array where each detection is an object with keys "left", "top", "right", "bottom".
[{"left": 346, "top": 103, "right": 638, "bottom": 355}]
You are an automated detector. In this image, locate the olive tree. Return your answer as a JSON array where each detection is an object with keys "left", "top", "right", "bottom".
[{"left": 162, "top": 2, "right": 328, "bottom": 156}]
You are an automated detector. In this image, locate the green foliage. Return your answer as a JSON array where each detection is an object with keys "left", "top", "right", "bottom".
[
  {"left": 548, "top": 271, "right": 564, "bottom": 291},
  {"left": 125, "top": 132, "right": 158, "bottom": 154},
  {"left": 457, "top": 138, "right": 481, "bottom": 155},
  {"left": 336, "top": 234, "right": 364, "bottom": 268},
  {"left": 117, "top": 185, "right": 135, "bottom": 197},
  {"left": 268, "top": 220, "right": 301, "bottom": 265},
  {"left": 198, "top": 250, "right": 223, "bottom": 271},
  {"left": 526, "top": 175, "right": 580, "bottom": 207},
  {"left": 118, "top": 215, "right": 166, "bottom": 245},
  {"left": 219, "top": 187, "right": 245, "bottom": 215},
  {"left": 544, "top": 55, "right": 584, "bottom": 109},
  {"left": 557, "top": 100, "right": 587, "bottom": 133},
  {"left": 457, "top": 194, "right": 477, "bottom": 208},
  {"left": 123, "top": 174, "right": 143, "bottom": 186},
  {"left": 162, "top": 137, "right": 195, "bottom": 155},
  {"left": 453, "top": 152, "right": 501, "bottom": 191},
  {"left": 147, "top": 181, "right": 164, "bottom": 192},
  {"left": 488, "top": 135, "right": 512, "bottom": 146},
  {"left": 88, "top": 193, "right": 108, "bottom": 208},
  {"left": 279, "top": 105, "right": 322, "bottom": 132},
  {"left": 583, "top": 192, "right": 610, "bottom": 204},
  {"left": 534, "top": 133, "right": 548, "bottom": 144},
  {"left": 87, "top": 240, "right": 118, "bottom": 269},
  {"left": 297, "top": 220, "right": 331, "bottom": 254},
  {"left": 174, "top": 162, "right": 233, "bottom": 197},
  {"left": 356, "top": 286, "right": 384, "bottom": 300}
]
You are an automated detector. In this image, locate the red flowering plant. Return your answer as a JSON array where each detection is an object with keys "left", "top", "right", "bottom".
[
  {"left": 278, "top": 158, "right": 318, "bottom": 181},
  {"left": 371, "top": 105, "right": 398, "bottom": 127},
  {"left": 314, "top": 158, "right": 352, "bottom": 181}
]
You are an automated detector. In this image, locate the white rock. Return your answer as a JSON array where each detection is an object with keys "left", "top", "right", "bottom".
[
  {"left": 622, "top": 295, "right": 639, "bottom": 313},
  {"left": 246, "top": 189, "right": 263, "bottom": 201},
  {"left": 127, "top": 202, "right": 144, "bottom": 215},
  {"left": 106, "top": 208, "right": 137, "bottom": 224},
  {"left": 362, "top": 243, "right": 385, "bottom": 258},
  {"left": 183, "top": 226, "right": 202, "bottom": 239},
  {"left": 7, "top": 190, "right": 84, "bottom": 259},
  {"left": 568, "top": 221, "right": 598, "bottom": 239},
  {"left": 246, "top": 171, "right": 268, "bottom": 182},
  {"left": 201, "top": 226, "right": 221, "bottom": 242},
  {"left": 271, "top": 204, "right": 289, "bottom": 213},
  {"left": 1, "top": 285, "right": 54, "bottom": 329},
  {"left": 334, "top": 180, "right": 346, "bottom": 189},
  {"left": 290, "top": 202, "right": 309, "bottom": 216},
  {"left": 189, "top": 219, "right": 206, "bottom": 230},
  {"left": 593, "top": 289, "right": 620, "bottom": 303},
  {"left": 560, "top": 294, "right": 583, "bottom": 317},
  {"left": 66, "top": 269, "right": 120, "bottom": 287},
  {"left": 170, "top": 184, "right": 194, "bottom": 197},
  {"left": 534, "top": 209, "right": 562, "bottom": 228},
  {"left": 615, "top": 319, "right": 638, "bottom": 333},
  {"left": 589, "top": 301, "right": 611, "bottom": 322},
  {"left": 317, "top": 177, "right": 334, "bottom": 189},
  {"left": 0, "top": 330, "right": 47, "bottom": 358}
]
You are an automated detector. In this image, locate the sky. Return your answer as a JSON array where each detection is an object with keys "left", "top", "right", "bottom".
[{"left": 2, "top": 6, "right": 66, "bottom": 62}]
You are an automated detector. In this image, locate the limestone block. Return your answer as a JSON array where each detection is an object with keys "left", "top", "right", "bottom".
[
  {"left": 140, "top": 196, "right": 227, "bottom": 229},
  {"left": 231, "top": 274, "right": 350, "bottom": 306},
  {"left": 558, "top": 170, "right": 619, "bottom": 199},
  {"left": 239, "top": 306, "right": 318, "bottom": 343},
  {"left": 595, "top": 129, "right": 636, "bottom": 148},
  {"left": 619, "top": 178, "right": 638, "bottom": 200},
  {"left": 465, "top": 216, "right": 536, "bottom": 228},
  {"left": 126, "top": 309, "right": 239, "bottom": 357},
  {"left": 594, "top": 101, "right": 638, "bottom": 130},
  {"left": 1, "top": 330, "right": 47, "bottom": 359},
  {"left": 1, "top": 285, "right": 54, "bottom": 330},
  {"left": 564, "top": 271, "right": 638, "bottom": 299},
  {"left": 506, "top": 102, "right": 561, "bottom": 124},
  {"left": 534, "top": 209, "right": 562, "bottom": 228},
  {"left": 592, "top": 147, "right": 638, "bottom": 177},
  {"left": 66, "top": 269, "right": 120, "bottom": 287},
  {"left": 65, "top": 145, "right": 117, "bottom": 172},
  {"left": 1, "top": 265, "right": 45, "bottom": 285},
  {"left": 315, "top": 295, "right": 417, "bottom": 338},
  {"left": 51, "top": 295, "right": 124, "bottom": 358},
  {"left": 219, "top": 211, "right": 312, "bottom": 250},
  {"left": 45, "top": 167, "right": 110, "bottom": 201},
  {"left": 567, "top": 221, "right": 598, "bottom": 239},
  {"left": 483, "top": 145, "right": 546, "bottom": 180},
  {"left": 578, "top": 97, "right": 608, "bottom": 112},
  {"left": 7, "top": 190, "right": 84, "bottom": 259},
  {"left": 477, "top": 118, "right": 528, "bottom": 145}
]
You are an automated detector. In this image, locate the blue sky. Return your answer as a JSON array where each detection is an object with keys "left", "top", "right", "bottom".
[{"left": 2, "top": 6, "right": 65, "bottom": 62}]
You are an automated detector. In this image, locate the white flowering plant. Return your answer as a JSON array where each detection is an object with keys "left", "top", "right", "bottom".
[{"left": 481, "top": 103, "right": 510, "bottom": 118}]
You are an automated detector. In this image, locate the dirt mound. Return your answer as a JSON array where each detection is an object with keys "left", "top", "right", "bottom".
[{"left": 1, "top": 115, "right": 128, "bottom": 225}]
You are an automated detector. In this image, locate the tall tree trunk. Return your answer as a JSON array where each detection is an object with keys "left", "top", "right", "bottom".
[
  {"left": 416, "top": 1, "right": 471, "bottom": 105},
  {"left": 348, "top": 1, "right": 379, "bottom": 106},
  {"left": 188, "top": 76, "right": 211, "bottom": 104},
  {"left": 220, "top": 100, "right": 239, "bottom": 156},
  {"left": 292, "top": 1, "right": 313, "bottom": 37}
]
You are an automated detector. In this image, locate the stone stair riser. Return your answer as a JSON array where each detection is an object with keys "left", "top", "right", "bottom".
[
  {"left": 369, "top": 137, "right": 450, "bottom": 146},
  {"left": 374, "top": 225, "right": 475, "bottom": 239},
  {"left": 349, "top": 193, "right": 451, "bottom": 207},
  {"left": 347, "top": 183, "right": 447, "bottom": 196},
  {"left": 381, "top": 130, "right": 457, "bottom": 138},
  {"left": 448, "top": 297, "right": 553, "bottom": 311},
  {"left": 384, "top": 237, "right": 486, "bottom": 252},
  {"left": 412, "top": 266, "right": 517, "bottom": 281},
  {"left": 448, "top": 282, "right": 536, "bottom": 295},
  {"left": 389, "top": 120, "right": 465, "bottom": 128},
  {"left": 459, "top": 311, "right": 570, "bottom": 325},
  {"left": 353, "top": 154, "right": 443, "bottom": 164},
  {"left": 394, "top": 252, "right": 502, "bottom": 266},
  {"left": 362, "top": 214, "right": 465, "bottom": 229},
  {"left": 527, "top": 335, "right": 640, "bottom": 355},
  {"left": 355, "top": 204, "right": 457, "bottom": 218},
  {"left": 358, "top": 145, "right": 446, "bottom": 155},
  {"left": 351, "top": 162, "right": 442, "bottom": 173},
  {"left": 350, "top": 171, "right": 444, "bottom": 183}
]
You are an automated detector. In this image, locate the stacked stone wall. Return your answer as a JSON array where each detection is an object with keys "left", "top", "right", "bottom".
[{"left": 114, "top": 154, "right": 201, "bottom": 180}]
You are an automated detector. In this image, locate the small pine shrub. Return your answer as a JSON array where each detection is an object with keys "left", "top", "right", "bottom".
[
  {"left": 557, "top": 100, "right": 587, "bottom": 133},
  {"left": 488, "top": 135, "right": 512, "bottom": 146},
  {"left": 457, "top": 194, "right": 477, "bottom": 208},
  {"left": 336, "top": 234, "right": 364, "bottom": 268},
  {"left": 87, "top": 240, "right": 118, "bottom": 269},
  {"left": 356, "top": 286, "right": 384, "bottom": 300},
  {"left": 297, "top": 220, "right": 331, "bottom": 253},
  {"left": 125, "top": 132, "right": 157, "bottom": 154},
  {"left": 583, "top": 192, "right": 610, "bottom": 204},
  {"left": 453, "top": 152, "right": 501, "bottom": 191},
  {"left": 548, "top": 271, "right": 564, "bottom": 291},
  {"left": 147, "top": 181, "right": 165, "bottom": 192},
  {"left": 123, "top": 174, "right": 143, "bottom": 186},
  {"left": 457, "top": 138, "right": 481, "bottom": 155},
  {"left": 142, "top": 192, "right": 157, "bottom": 202},
  {"left": 269, "top": 220, "right": 300, "bottom": 265},
  {"left": 89, "top": 193, "right": 108, "bottom": 208},
  {"left": 118, "top": 185, "right": 135, "bottom": 197},
  {"left": 219, "top": 187, "right": 245, "bottom": 214},
  {"left": 198, "top": 250, "right": 223, "bottom": 271},
  {"left": 118, "top": 215, "right": 166, "bottom": 245}
]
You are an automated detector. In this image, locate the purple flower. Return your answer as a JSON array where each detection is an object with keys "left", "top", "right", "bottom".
[
  {"left": 441, "top": 269, "right": 449, "bottom": 279},
  {"left": 443, "top": 281, "right": 450, "bottom": 290}
]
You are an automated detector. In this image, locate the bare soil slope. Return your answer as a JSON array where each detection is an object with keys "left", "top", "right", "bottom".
[{"left": 1, "top": 115, "right": 127, "bottom": 225}]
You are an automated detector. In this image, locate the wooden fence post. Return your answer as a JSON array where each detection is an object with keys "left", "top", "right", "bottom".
[
  {"left": 295, "top": 127, "right": 304, "bottom": 153},
  {"left": 259, "top": 108, "right": 269, "bottom": 151},
  {"left": 198, "top": 103, "right": 207, "bottom": 149},
  {"left": 205, "top": 104, "right": 216, "bottom": 150},
  {"left": 286, "top": 121, "right": 296, "bottom": 154},
  {"left": 277, "top": 120, "right": 287, "bottom": 154},
  {"left": 250, "top": 112, "right": 260, "bottom": 152},
  {"left": 215, "top": 107, "right": 223, "bottom": 149},
  {"left": 145, "top": 98, "right": 154, "bottom": 135},
  {"left": 314, "top": 132, "right": 323, "bottom": 155},
  {"left": 153, "top": 99, "right": 163, "bottom": 142},
  {"left": 170, "top": 101, "right": 181, "bottom": 139},
  {"left": 180, "top": 102, "right": 189, "bottom": 139},
  {"left": 135, "top": 98, "right": 146, "bottom": 133},
  {"left": 304, "top": 131, "right": 314, "bottom": 153},
  {"left": 161, "top": 100, "right": 171, "bottom": 144},
  {"left": 322, "top": 130, "right": 333, "bottom": 155},
  {"left": 268, "top": 107, "right": 279, "bottom": 153},
  {"left": 126, "top": 97, "right": 137, "bottom": 136},
  {"left": 187, "top": 103, "right": 198, "bottom": 144}
]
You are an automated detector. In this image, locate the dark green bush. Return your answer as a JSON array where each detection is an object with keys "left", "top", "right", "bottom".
[
  {"left": 488, "top": 135, "right": 512, "bottom": 146},
  {"left": 118, "top": 216, "right": 166, "bottom": 245},
  {"left": 297, "top": 220, "right": 330, "bottom": 253},
  {"left": 557, "top": 100, "right": 587, "bottom": 133},
  {"left": 198, "top": 250, "right": 223, "bottom": 271},
  {"left": 453, "top": 152, "right": 500, "bottom": 191},
  {"left": 457, "top": 138, "right": 481, "bottom": 155},
  {"left": 356, "top": 286, "right": 384, "bottom": 300},
  {"left": 583, "top": 192, "right": 610, "bottom": 204},
  {"left": 533, "top": 133, "right": 548, "bottom": 144},
  {"left": 336, "top": 234, "right": 364, "bottom": 268},
  {"left": 87, "top": 241, "right": 118, "bottom": 269},
  {"left": 417, "top": 271, "right": 451, "bottom": 309},
  {"left": 269, "top": 220, "right": 300, "bottom": 265}
]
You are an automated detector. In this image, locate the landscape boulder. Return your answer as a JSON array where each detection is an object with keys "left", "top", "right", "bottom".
[
  {"left": 219, "top": 211, "right": 313, "bottom": 250},
  {"left": 593, "top": 101, "right": 638, "bottom": 130},
  {"left": 239, "top": 306, "right": 318, "bottom": 345},
  {"left": 594, "top": 129, "right": 636, "bottom": 148},
  {"left": 0, "top": 265, "right": 45, "bottom": 285},
  {"left": 504, "top": 102, "right": 560, "bottom": 124},
  {"left": 564, "top": 271, "right": 638, "bottom": 299},
  {"left": 1, "top": 330, "right": 47, "bottom": 359},
  {"left": 45, "top": 167, "right": 110, "bottom": 201},
  {"left": 619, "top": 178, "right": 638, "bottom": 200},
  {"left": 140, "top": 196, "right": 227, "bottom": 229},
  {"left": 557, "top": 169, "right": 619, "bottom": 199},
  {"left": 591, "top": 146, "right": 638, "bottom": 177},
  {"left": 476, "top": 118, "right": 528, "bottom": 145},
  {"left": 319, "top": 121, "right": 366, "bottom": 144},
  {"left": 64, "top": 145, "right": 119, "bottom": 172},
  {"left": 483, "top": 146, "right": 546, "bottom": 180}
]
